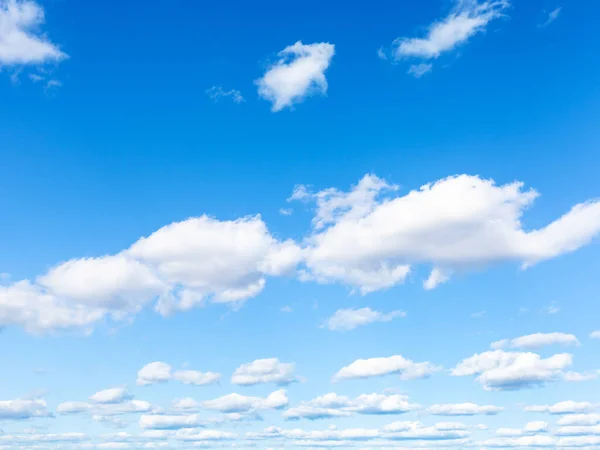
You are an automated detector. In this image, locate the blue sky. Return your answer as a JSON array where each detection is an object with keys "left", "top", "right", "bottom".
[{"left": 1, "top": 0, "right": 600, "bottom": 448}]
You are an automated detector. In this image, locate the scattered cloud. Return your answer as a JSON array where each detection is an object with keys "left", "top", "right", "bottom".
[
  {"left": 0, "top": 398, "right": 52, "bottom": 420},
  {"left": 284, "top": 392, "right": 420, "bottom": 420},
  {"left": 590, "top": 331, "right": 600, "bottom": 339},
  {"left": 428, "top": 403, "right": 504, "bottom": 416},
  {"left": 89, "top": 388, "right": 132, "bottom": 404},
  {"left": 280, "top": 305, "right": 293, "bottom": 313},
  {"left": 557, "top": 413, "right": 600, "bottom": 426},
  {"left": 452, "top": 350, "right": 573, "bottom": 390},
  {"left": 231, "top": 358, "right": 298, "bottom": 386},
  {"left": 377, "top": 47, "right": 387, "bottom": 60},
  {"left": 471, "top": 311, "right": 486, "bottom": 318},
  {"left": 491, "top": 332, "right": 580, "bottom": 350},
  {"left": 539, "top": 7, "right": 561, "bottom": 28},
  {"left": 325, "top": 307, "right": 405, "bottom": 331},
  {"left": 279, "top": 208, "right": 293, "bottom": 216},
  {"left": 202, "top": 389, "right": 288, "bottom": 413},
  {"left": 407, "top": 63, "right": 433, "bottom": 78},
  {"left": 524, "top": 401, "right": 597, "bottom": 415},
  {"left": 495, "top": 421, "right": 548, "bottom": 436},
  {"left": 392, "top": 0, "right": 509, "bottom": 60},
  {"left": 545, "top": 304, "right": 561, "bottom": 314},
  {"left": 137, "top": 361, "right": 221, "bottom": 386},
  {"left": 333, "top": 354, "right": 441, "bottom": 381},
  {"left": 206, "top": 86, "right": 245, "bottom": 103},
  {"left": 0, "top": 0, "right": 67, "bottom": 66},
  {"left": 256, "top": 41, "right": 335, "bottom": 112}
]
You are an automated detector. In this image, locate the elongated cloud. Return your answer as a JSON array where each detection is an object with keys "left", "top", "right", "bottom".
[{"left": 333, "top": 355, "right": 440, "bottom": 381}]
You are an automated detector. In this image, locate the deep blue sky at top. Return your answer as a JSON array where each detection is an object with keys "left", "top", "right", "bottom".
[{"left": 1, "top": 0, "right": 599, "bottom": 278}]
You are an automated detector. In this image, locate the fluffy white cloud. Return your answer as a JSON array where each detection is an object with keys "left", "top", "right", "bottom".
[
  {"left": 480, "top": 435, "right": 555, "bottom": 447},
  {"left": 137, "top": 362, "right": 172, "bottom": 386},
  {"left": 496, "top": 421, "right": 548, "bottom": 436},
  {"left": 557, "top": 414, "right": 600, "bottom": 426},
  {"left": 231, "top": 358, "right": 298, "bottom": 386},
  {"left": 0, "top": 0, "right": 67, "bottom": 66},
  {"left": 452, "top": 350, "right": 573, "bottom": 390},
  {"left": 0, "top": 215, "right": 301, "bottom": 334},
  {"left": 139, "top": 414, "right": 204, "bottom": 430},
  {"left": 296, "top": 174, "right": 600, "bottom": 294},
  {"left": 0, "top": 398, "right": 52, "bottom": 419},
  {"left": 325, "top": 307, "right": 405, "bottom": 331},
  {"left": 284, "top": 392, "right": 420, "bottom": 420},
  {"left": 393, "top": 0, "right": 509, "bottom": 60},
  {"left": 137, "top": 361, "right": 221, "bottom": 387},
  {"left": 256, "top": 41, "right": 335, "bottom": 112},
  {"left": 524, "top": 401, "right": 597, "bottom": 415},
  {"left": 555, "top": 424, "right": 600, "bottom": 437},
  {"left": 171, "top": 398, "right": 201, "bottom": 412},
  {"left": 491, "top": 333, "right": 580, "bottom": 350},
  {"left": 428, "top": 403, "right": 503, "bottom": 416},
  {"left": 90, "top": 388, "right": 132, "bottom": 404},
  {"left": 333, "top": 354, "right": 440, "bottom": 381},
  {"left": 202, "top": 390, "right": 288, "bottom": 413},
  {"left": 591, "top": 331, "right": 600, "bottom": 339}
]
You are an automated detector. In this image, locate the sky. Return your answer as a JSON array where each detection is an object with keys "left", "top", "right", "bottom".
[{"left": 1, "top": 0, "right": 600, "bottom": 449}]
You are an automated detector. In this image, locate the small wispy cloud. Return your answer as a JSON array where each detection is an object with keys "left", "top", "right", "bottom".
[
  {"left": 407, "top": 63, "right": 433, "bottom": 78},
  {"left": 471, "top": 311, "right": 486, "bottom": 319},
  {"left": 281, "top": 306, "right": 293, "bottom": 313},
  {"left": 206, "top": 86, "right": 245, "bottom": 103},
  {"left": 539, "top": 7, "right": 561, "bottom": 28},
  {"left": 279, "top": 208, "right": 293, "bottom": 216}
]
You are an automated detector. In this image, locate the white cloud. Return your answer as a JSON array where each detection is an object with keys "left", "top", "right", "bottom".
[
  {"left": 407, "top": 63, "right": 433, "bottom": 78},
  {"left": 90, "top": 388, "right": 132, "bottom": 404},
  {"left": 325, "top": 307, "right": 405, "bottom": 331},
  {"left": 333, "top": 354, "right": 440, "bottom": 381},
  {"left": 137, "top": 362, "right": 172, "bottom": 386},
  {"left": 539, "top": 7, "right": 561, "bottom": 28},
  {"left": 428, "top": 403, "right": 503, "bottom": 416},
  {"left": 172, "top": 370, "right": 221, "bottom": 386},
  {"left": 231, "top": 358, "right": 298, "bottom": 386},
  {"left": 591, "top": 331, "right": 600, "bottom": 339},
  {"left": 0, "top": 398, "right": 52, "bottom": 419},
  {"left": 206, "top": 86, "right": 244, "bottom": 103},
  {"left": 256, "top": 41, "right": 335, "bottom": 112},
  {"left": 0, "top": 0, "right": 67, "bottom": 66},
  {"left": 480, "top": 435, "right": 555, "bottom": 447},
  {"left": 496, "top": 421, "right": 548, "bottom": 436},
  {"left": 280, "top": 305, "right": 293, "bottom": 313},
  {"left": 296, "top": 174, "right": 600, "bottom": 294},
  {"left": 284, "top": 392, "right": 420, "bottom": 420},
  {"left": 524, "top": 401, "right": 597, "bottom": 414},
  {"left": 174, "top": 428, "right": 237, "bottom": 441},
  {"left": 451, "top": 350, "right": 573, "bottom": 390},
  {"left": 137, "top": 361, "right": 221, "bottom": 387},
  {"left": 392, "top": 0, "right": 509, "bottom": 60},
  {"left": 139, "top": 414, "right": 204, "bottom": 430},
  {"left": 171, "top": 398, "right": 201, "bottom": 412},
  {"left": 202, "top": 390, "right": 288, "bottom": 413},
  {"left": 563, "top": 370, "right": 600, "bottom": 382},
  {"left": 491, "top": 332, "right": 580, "bottom": 350},
  {"left": 1, "top": 215, "right": 301, "bottom": 334},
  {"left": 557, "top": 414, "right": 600, "bottom": 426}
]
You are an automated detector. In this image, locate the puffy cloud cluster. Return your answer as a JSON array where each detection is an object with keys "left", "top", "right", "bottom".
[
  {"left": 137, "top": 361, "right": 221, "bottom": 386},
  {"left": 333, "top": 354, "right": 441, "bottom": 381},
  {"left": 231, "top": 358, "right": 299, "bottom": 386},
  {"left": 284, "top": 392, "right": 420, "bottom": 420},
  {"left": 256, "top": 41, "right": 335, "bottom": 112},
  {"left": 452, "top": 350, "right": 573, "bottom": 390}
]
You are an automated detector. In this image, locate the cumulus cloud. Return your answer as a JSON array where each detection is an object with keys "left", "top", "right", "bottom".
[
  {"left": 295, "top": 174, "right": 600, "bottom": 293},
  {"left": 325, "top": 307, "right": 405, "bottom": 331},
  {"left": 284, "top": 392, "right": 420, "bottom": 420},
  {"left": 231, "top": 358, "right": 298, "bottom": 386},
  {"left": 524, "top": 401, "right": 597, "bottom": 415},
  {"left": 451, "top": 350, "right": 573, "bottom": 390},
  {"left": 428, "top": 403, "right": 504, "bottom": 416},
  {"left": 491, "top": 332, "right": 580, "bottom": 350},
  {"left": 256, "top": 41, "right": 335, "bottom": 111},
  {"left": 139, "top": 414, "right": 204, "bottom": 430},
  {"left": 202, "top": 390, "right": 289, "bottom": 413},
  {"left": 333, "top": 355, "right": 440, "bottom": 381},
  {"left": 557, "top": 414, "right": 600, "bottom": 426},
  {"left": 407, "top": 63, "right": 433, "bottom": 78},
  {"left": 137, "top": 361, "right": 221, "bottom": 387},
  {"left": 0, "top": 0, "right": 67, "bottom": 66},
  {"left": 392, "top": 0, "right": 509, "bottom": 60},
  {"left": 0, "top": 398, "right": 52, "bottom": 419},
  {"left": 0, "top": 215, "right": 301, "bottom": 334},
  {"left": 496, "top": 421, "right": 548, "bottom": 436},
  {"left": 89, "top": 388, "right": 132, "bottom": 404}
]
